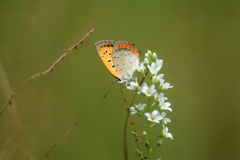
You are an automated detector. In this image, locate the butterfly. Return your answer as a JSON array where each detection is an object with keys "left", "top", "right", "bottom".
[{"left": 95, "top": 40, "right": 141, "bottom": 83}]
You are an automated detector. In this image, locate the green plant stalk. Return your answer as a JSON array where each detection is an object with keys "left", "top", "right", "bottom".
[{"left": 147, "top": 97, "right": 151, "bottom": 160}]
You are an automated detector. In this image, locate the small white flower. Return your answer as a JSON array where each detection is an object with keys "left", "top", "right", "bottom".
[
  {"left": 130, "top": 103, "right": 146, "bottom": 115},
  {"left": 130, "top": 107, "right": 138, "bottom": 115},
  {"left": 141, "top": 82, "right": 156, "bottom": 97},
  {"left": 159, "top": 112, "right": 171, "bottom": 124},
  {"left": 136, "top": 62, "right": 146, "bottom": 74},
  {"left": 152, "top": 74, "right": 164, "bottom": 84},
  {"left": 160, "top": 79, "right": 173, "bottom": 90},
  {"left": 138, "top": 103, "right": 146, "bottom": 112},
  {"left": 162, "top": 124, "right": 173, "bottom": 140},
  {"left": 147, "top": 62, "right": 161, "bottom": 75},
  {"left": 126, "top": 77, "right": 138, "bottom": 90},
  {"left": 158, "top": 92, "right": 168, "bottom": 101},
  {"left": 145, "top": 110, "right": 163, "bottom": 123},
  {"left": 160, "top": 102, "right": 172, "bottom": 112},
  {"left": 151, "top": 75, "right": 158, "bottom": 84},
  {"left": 155, "top": 59, "right": 163, "bottom": 69},
  {"left": 158, "top": 92, "right": 172, "bottom": 112}
]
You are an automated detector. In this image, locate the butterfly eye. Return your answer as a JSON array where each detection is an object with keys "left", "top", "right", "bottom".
[{"left": 117, "top": 78, "right": 123, "bottom": 83}]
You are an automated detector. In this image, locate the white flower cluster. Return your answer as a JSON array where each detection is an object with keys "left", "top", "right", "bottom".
[{"left": 127, "top": 50, "right": 173, "bottom": 140}]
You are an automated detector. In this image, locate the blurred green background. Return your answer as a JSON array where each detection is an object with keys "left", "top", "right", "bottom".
[{"left": 1, "top": 0, "right": 240, "bottom": 160}]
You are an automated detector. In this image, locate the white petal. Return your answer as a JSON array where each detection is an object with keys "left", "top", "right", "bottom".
[
  {"left": 163, "top": 82, "right": 173, "bottom": 89},
  {"left": 156, "top": 115, "right": 163, "bottom": 121},
  {"left": 167, "top": 132, "right": 173, "bottom": 140},
  {"left": 159, "top": 92, "right": 164, "bottom": 98},
  {"left": 153, "top": 93, "right": 158, "bottom": 99},
  {"left": 164, "top": 118, "right": 171, "bottom": 123},
  {"left": 142, "top": 82, "right": 147, "bottom": 89},
  {"left": 152, "top": 110, "right": 160, "bottom": 116},
  {"left": 157, "top": 74, "right": 164, "bottom": 80},
  {"left": 139, "top": 103, "right": 146, "bottom": 111},
  {"left": 160, "top": 112, "right": 166, "bottom": 118},
  {"left": 144, "top": 113, "right": 151, "bottom": 117},
  {"left": 161, "top": 105, "right": 172, "bottom": 112},
  {"left": 150, "top": 84, "right": 155, "bottom": 91},
  {"left": 130, "top": 107, "right": 137, "bottom": 114},
  {"left": 165, "top": 102, "right": 171, "bottom": 107},
  {"left": 156, "top": 59, "right": 163, "bottom": 68}
]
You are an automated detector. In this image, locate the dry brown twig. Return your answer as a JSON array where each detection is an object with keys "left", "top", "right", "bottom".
[
  {"left": 38, "top": 120, "right": 78, "bottom": 160},
  {"left": 0, "top": 28, "right": 95, "bottom": 116}
]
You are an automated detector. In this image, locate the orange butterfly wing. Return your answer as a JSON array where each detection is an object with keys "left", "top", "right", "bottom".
[{"left": 95, "top": 40, "right": 122, "bottom": 79}]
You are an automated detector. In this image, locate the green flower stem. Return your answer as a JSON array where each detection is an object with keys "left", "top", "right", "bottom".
[
  {"left": 143, "top": 73, "right": 149, "bottom": 81},
  {"left": 152, "top": 144, "right": 159, "bottom": 150},
  {"left": 150, "top": 101, "right": 157, "bottom": 109},
  {"left": 124, "top": 70, "right": 149, "bottom": 160},
  {"left": 138, "top": 113, "right": 148, "bottom": 120},
  {"left": 152, "top": 135, "right": 163, "bottom": 139},
  {"left": 147, "top": 97, "right": 151, "bottom": 160},
  {"left": 151, "top": 123, "right": 157, "bottom": 127}
]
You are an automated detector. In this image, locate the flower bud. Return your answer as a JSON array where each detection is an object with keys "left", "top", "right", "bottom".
[
  {"left": 142, "top": 131, "right": 147, "bottom": 137},
  {"left": 134, "top": 104, "right": 139, "bottom": 111},
  {"left": 152, "top": 52, "right": 157, "bottom": 61},
  {"left": 151, "top": 75, "right": 158, "bottom": 84},
  {"left": 145, "top": 53, "right": 149, "bottom": 59},
  {"left": 147, "top": 50, "right": 153, "bottom": 58},
  {"left": 143, "top": 57, "right": 149, "bottom": 65},
  {"left": 136, "top": 149, "right": 142, "bottom": 156},
  {"left": 132, "top": 131, "right": 139, "bottom": 137},
  {"left": 156, "top": 139, "right": 163, "bottom": 146}
]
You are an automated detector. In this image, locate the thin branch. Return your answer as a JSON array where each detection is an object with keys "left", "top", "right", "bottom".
[
  {"left": 0, "top": 29, "right": 94, "bottom": 116},
  {"left": 38, "top": 120, "right": 77, "bottom": 160},
  {"left": 123, "top": 70, "right": 149, "bottom": 160}
]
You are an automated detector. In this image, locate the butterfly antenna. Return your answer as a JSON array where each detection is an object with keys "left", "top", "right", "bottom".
[{"left": 104, "top": 79, "right": 118, "bottom": 98}]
